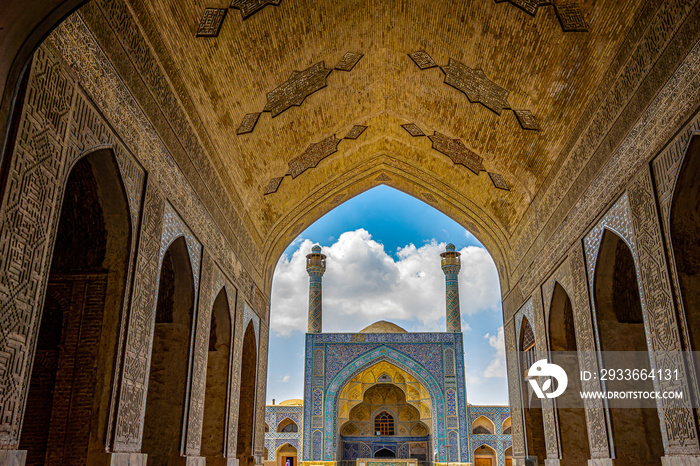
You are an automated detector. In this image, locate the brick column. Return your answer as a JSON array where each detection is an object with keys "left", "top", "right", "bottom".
[
  {"left": 441, "top": 243, "right": 462, "bottom": 332},
  {"left": 306, "top": 245, "right": 326, "bottom": 334}
]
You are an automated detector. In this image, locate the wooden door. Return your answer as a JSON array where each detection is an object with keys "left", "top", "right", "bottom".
[{"left": 474, "top": 458, "right": 492, "bottom": 466}]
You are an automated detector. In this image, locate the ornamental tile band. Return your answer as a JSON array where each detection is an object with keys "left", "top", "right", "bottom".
[
  {"left": 237, "top": 112, "right": 261, "bottom": 134},
  {"left": 428, "top": 131, "right": 484, "bottom": 175},
  {"left": 335, "top": 52, "right": 364, "bottom": 71},
  {"left": 408, "top": 51, "right": 438, "bottom": 70},
  {"left": 344, "top": 125, "right": 368, "bottom": 140},
  {"left": 495, "top": 0, "right": 588, "bottom": 32},
  {"left": 264, "top": 62, "right": 333, "bottom": 117},
  {"left": 230, "top": 0, "right": 282, "bottom": 19},
  {"left": 401, "top": 123, "right": 425, "bottom": 137},
  {"left": 196, "top": 8, "right": 227, "bottom": 37}
]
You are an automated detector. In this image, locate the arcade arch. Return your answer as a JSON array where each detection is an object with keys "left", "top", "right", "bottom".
[{"left": 19, "top": 149, "right": 131, "bottom": 465}]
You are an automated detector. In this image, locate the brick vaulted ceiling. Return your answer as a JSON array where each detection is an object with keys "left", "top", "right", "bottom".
[{"left": 110, "top": 0, "right": 645, "bottom": 280}]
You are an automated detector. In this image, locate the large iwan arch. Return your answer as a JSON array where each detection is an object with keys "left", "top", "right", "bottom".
[{"left": 0, "top": 1, "right": 698, "bottom": 465}]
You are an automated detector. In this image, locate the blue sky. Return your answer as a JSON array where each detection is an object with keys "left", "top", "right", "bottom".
[{"left": 266, "top": 186, "right": 509, "bottom": 406}]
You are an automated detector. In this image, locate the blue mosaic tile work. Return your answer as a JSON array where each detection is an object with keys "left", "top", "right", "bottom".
[
  {"left": 264, "top": 405, "right": 304, "bottom": 460},
  {"left": 302, "top": 332, "right": 472, "bottom": 464},
  {"left": 468, "top": 405, "right": 512, "bottom": 466}
]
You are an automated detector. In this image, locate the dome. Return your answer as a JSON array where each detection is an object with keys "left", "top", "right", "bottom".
[
  {"left": 279, "top": 399, "right": 303, "bottom": 406},
  {"left": 359, "top": 320, "right": 407, "bottom": 334}
]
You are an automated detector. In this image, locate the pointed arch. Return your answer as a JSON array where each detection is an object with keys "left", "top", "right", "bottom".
[
  {"left": 142, "top": 235, "right": 195, "bottom": 464},
  {"left": 593, "top": 228, "right": 663, "bottom": 465},
  {"left": 277, "top": 417, "right": 299, "bottom": 433},
  {"left": 201, "top": 287, "right": 233, "bottom": 458},
  {"left": 548, "top": 282, "right": 589, "bottom": 464},
  {"left": 471, "top": 415, "right": 495, "bottom": 435},
  {"left": 19, "top": 148, "right": 132, "bottom": 464},
  {"left": 669, "top": 136, "right": 700, "bottom": 376},
  {"left": 237, "top": 321, "right": 258, "bottom": 466}
]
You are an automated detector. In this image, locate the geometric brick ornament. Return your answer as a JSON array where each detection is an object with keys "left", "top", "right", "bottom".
[
  {"left": 441, "top": 59, "right": 511, "bottom": 115},
  {"left": 231, "top": 0, "right": 282, "bottom": 20},
  {"left": 196, "top": 8, "right": 227, "bottom": 37},
  {"left": 495, "top": 0, "right": 588, "bottom": 32},
  {"left": 428, "top": 131, "right": 484, "bottom": 175},
  {"left": 287, "top": 135, "right": 342, "bottom": 178},
  {"left": 264, "top": 62, "right": 333, "bottom": 117}
]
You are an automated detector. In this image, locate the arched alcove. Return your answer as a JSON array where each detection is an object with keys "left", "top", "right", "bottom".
[
  {"left": 19, "top": 149, "right": 131, "bottom": 465},
  {"left": 142, "top": 236, "right": 195, "bottom": 466},
  {"left": 472, "top": 415, "right": 495, "bottom": 435},
  {"left": 374, "top": 448, "right": 396, "bottom": 459},
  {"left": 237, "top": 321, "right": 258, "bottom": 466},
  {"left": 549, "top": 282, "right": 589, "bottom": 464},
  {"left": 593, "top": 229, "right": 663, "bottom": 465},
  {"left": 670, "top": 137, "right": 700, "bottom": 378},
  {"left": 519, "top": 317, "right": 545, "bottom": 464},
  {"left": 201, "top": 287, "right": 233, "bottom": 459},
  {"left": 501, "top": 417, "right": 511, "bottom": 434},
  {"left": 277, "top": 418, "right": 299, "bottom": 433},
  {"left": 473, "top": 443, "right": 497, "bottom": 466}
]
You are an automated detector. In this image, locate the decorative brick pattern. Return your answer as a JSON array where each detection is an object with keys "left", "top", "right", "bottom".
[
  {"left": 231, "top": 0, "right": 282, "bottom": 20},
  {"left": 408, "top": 51, "right": 438, "bottom": 70},
  {"left": 335, "top": 52, "right": 364, "bottom": 71},
  {"left": 401, "top": 123, "right": 426, "bottom": 137},
  {"left": 264, "top": 62, "right": 333, "bottom": 117},
  {"left": 513, "top": 110, "right": 539, "bottom": 131},
  {"left": 428, "top": 132, "right": 484, "bottom": 175},
  {"left": 264, "top": 177, "right": 283, "bottom": 195},
  {"left": 553, "top": 2, "right": 589, "bottom": 32},
  {"left": 488, "top": 173, "right": 509, "bottom": 191},
  {"left": 196, "top": 8, "right": 227, "bottom": 37},
  {"left": 288, "top": 135, "right": 342, "bottom": 178},
  {"left": 496, "top": 0, "right": 588, "bottom": 32},
  {"left": 237, "top": 113, "right": 261, "bottom": 135},
  {"left": 344, "top": 125, "right": 367, "bottom": 140},
  {"left": 442, "top": 59, "right": 511, "bottom": 115}
]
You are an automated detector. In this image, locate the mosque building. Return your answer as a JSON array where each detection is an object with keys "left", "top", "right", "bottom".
[{"left": 263, "top": 244, "right": 511, "bottom": 466}]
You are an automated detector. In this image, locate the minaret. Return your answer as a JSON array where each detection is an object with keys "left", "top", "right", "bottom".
[
  {"left": 440, "top": 243, "right": 462, "bottom": 332},
  {"left": 306, "top": 244, "right": 327, "bottom": 333}
]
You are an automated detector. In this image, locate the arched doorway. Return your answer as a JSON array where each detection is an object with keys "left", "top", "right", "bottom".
[
  {"left": 549, "top": 282, "right": 589, "bottom": 464},
  {"left": 670, "top": 138, "right": 700, "bottom": 377},
  {"left": 472, "top": 444, "right": 496, "bottom": 466},
  {"left": 142, "top": 236, "right": 195, "bottom": 466},
  {"left": 201, "top": 288, "right": 233, "bottom": 460},
  {"left": 520, "top": 317, "right": 545, "bottom": 464},
  {"left": 504, "top": 446, "right": 513, "bottom": 466},
  {"left": 276, "top": 443, "right": 298, "bottom": 466},
  {"left": 593, "top": 229, "right": 664, "bottom": 465},
  {"left": 19, "top": 150, "right": 131, "bottom": 465},
  {"left": 237, "top": 321, "right": 258, "bottom": 466}
]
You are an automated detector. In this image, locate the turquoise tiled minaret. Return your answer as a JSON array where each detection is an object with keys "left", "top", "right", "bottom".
[
  {"left": 441, "top": 243, "right": 462, "bottom": 332},
  {"left": 306, "top": 245, "right": 327, "bottom": 333}
]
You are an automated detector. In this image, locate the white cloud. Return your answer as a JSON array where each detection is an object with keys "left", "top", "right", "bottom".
[
  {"left": 280, "top": 374, "right": 291, "bottom": 383},
  {"left": 270, "top": 229, "right": 501, "bottom": 336},
  {"left": 482, "top": 326, "right": 506, "bottom": 379}
]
